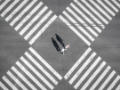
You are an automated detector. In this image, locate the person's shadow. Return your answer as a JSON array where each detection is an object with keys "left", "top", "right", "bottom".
[
  {"left": 51, "top": 38, "right": 60, "bottom": 52},
  {"left": 55, "top": 34, "right": 65, "bottom": 48}
]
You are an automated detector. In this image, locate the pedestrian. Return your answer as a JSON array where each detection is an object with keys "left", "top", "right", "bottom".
[{"left": 60, "top": 44, "right": 70, "bottom": 55}]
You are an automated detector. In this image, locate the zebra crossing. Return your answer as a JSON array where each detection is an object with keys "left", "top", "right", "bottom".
[
  {"left": 0, "top": 0, "right": 57, "bottom": 45},
  {"left": 0, "top": 47, "right": 62, "bottom": 90},
  {"left": 64, "top": 47, "right": 120, "bottom": 90},
  {"left": 60, "top": 0, "right": 120, "bottom": 46}
]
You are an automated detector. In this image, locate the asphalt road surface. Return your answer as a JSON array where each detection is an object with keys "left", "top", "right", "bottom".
[{"left": 0, "top": 0, "right": 120, "bottom": 90}]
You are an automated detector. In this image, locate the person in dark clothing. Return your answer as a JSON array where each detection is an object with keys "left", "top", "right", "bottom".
[
  {"left": 55, "top": 34, "right": 65, "bottom": 48},
  {"left": 51, "top": 38, "right": 61, "bottom": 52}
]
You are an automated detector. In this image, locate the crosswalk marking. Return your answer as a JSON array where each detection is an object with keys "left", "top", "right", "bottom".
[
  {"left": 5, "top": 0, "right": 29, "bottom": 21},
  {"left": 25, "top": 52, "right": 58, "bottom": 85},
  {"left": 1, "top": 0, "right": 20, "bottom": 17},
  {"left": 59, "top": 15, "right": 91, "bottom": 46},
  {"left": 116, "top": 84, "right": 120, "bottom": 90},
  {"left": 81, "top": 61, "right": 106, "bottom": 90},
  {"left": 63, "top": 11, "right": 95, "bottom": 42},
  {"left": 15, "top": 2, "right": 43, "bottom": 31},
  {"left": 0, "top": 81, "right": 9, "bottom": 90},
  {"left": 2, "top": 76, "right": 18, "bottom": 90},
  {"left": 16, "top": 61, "right": 47, "bottom": 90},
  {"left": 29, "top": 15, "right": 57, "bottom": 45},
  {"left": 11, "top": 66, "right": 37, "bottom": 90},
  {"left": 104, "top": 0, "right": 119, "bottom": 12},
  {"left": 90, "top": 0, "right": 112, "bottom": 20},
  {"left": 19, "top": 6, "right": 48, "bottom": 35},
  {"left": 64, "top": 47, "right": 92, "bottom": 80},
  {"left": 90, "top": 66, "right": 111, "bottom": 90},
  {"left": 98, "top": 70, "right": 116, "bottom": 90},
  {"left": 20, "top": 56, "right": 54, "bottom": 90},
  {"left": 107, "top": 75, "right": 120, "bottom": 90},
  {"left": 97, "top": 0, "right": 115, "bottom": 16},
  {"left": 69, "top": 52, "right": 96, "bottom": 84},
  {"left": 74, "top": 57, "right": 101, "bottom": 89},
  {"left": 7, "top": 71, "right": 28, "bottom": 90},
  {"left": 10, "top": 0, "right": 37, "bottom": 26},
  {"left": 0, "top": 0, "right": 11, "bottom": 11},
  {"left": 29, "top": 47, "right": 62, "bottom": 80},
  {"left": 111, "top": 0, "right": 120, "bottom": 8}
]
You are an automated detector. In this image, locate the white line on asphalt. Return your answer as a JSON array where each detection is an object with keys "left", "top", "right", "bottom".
[
  {"left": 0, "top": 0, "right": 11, "bottom": 11},
  {"left": 20, "top": 56, "right": 54, "bottom": 90},
  {"left": 59, "top": 15, "right": 91, "bottom": 46},
  {"left": 97, "top": 0, "right": 115, "bottom": 16},
  {"left": 90, "top": 0, "right": 112, "bottom": 20},
  {"left": 19, "top": 6, "right": 48, "bottom": 35},
  {"left": 63, "top": 11, "right": 94, "bottom": 41},
  {"left": 25, "top": 52, "right": 58, "bottom": 85},
  {"left": 74, "top": 57, "right": 101, "bottom": 89},
  {"left": 66, "top": 6, "right": 98, "bottom": 37},
  {"left": 29, "top": 14, "right": 57, "bottom": 45},
  {"left": 104, "top": 0, "right": 119, "bottom": 12},
  {"left": 25, "top": 9, "right": 52, "bottom": 40},
  {"left": 81, "top": 61, "right": 106, "bottom": 90},
  {"left": 1, "top": 0, "right": 19, "bottom": 17},
  {"left": 64, "top": 47, "right": 92, "bottom": 80},
  {"left": 29, "top": 47, "right": 62, "bottom": 80},
  {"left": 69, "top": 52, "right": 96, "bottom": 84},
  {"left": 16, "top": 61, "right": 47, "bottom": 90},
  {"left": 11, "top": 66, "right": 37, "bottom": 90},
  {"left": 74, "top": 0, "right": 104, "bottom": 30},
  {"left": 81, "top": 0, "right": 108, "bottom": 24},
  {"left": 111, "top": 0, "right": 120, "bottom": 8},
  {"left": 0, "top": 81, "right": 9, "bottom": 90},
  {"left": 7, "top": 71, "right": 28, "bottom": 90},
  {"left": 107, "top": 75, "right": 120, "bottom": 90},
  {"left": 5, "top": 0, "right": 29, "bottom": 21},
  {"left": 10, "top": 0, "right": 37, "bottom": 26},
  {"left": 98, "top": 70, "right": 116, "bottom": 90},
  {"left": 90, "top": 66, "right": 111, "bottom": 90},
  {"left": 116, "top": 84, "right": 120, "bottom": 90},
  {"left": 2, "top": 76, "right": 18, "bottom": 90},
  {"left": 15, "top": 2, "right": 43, "bottom": 31}
]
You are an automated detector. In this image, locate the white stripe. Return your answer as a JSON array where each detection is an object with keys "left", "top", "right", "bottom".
[
  {"left": 74, "top": 0, "right": 104, "bottom": 30},
  {"left": 111, "top": 0, "right": 120, "bottom": 8},
  {"left": 15, "top": 2, "right": 43, "bottom": 31},
  {"left": 11, "top": 66, "right": 37, "bottom": 90},
  {"left": 16, "top": 61, "right": 47, "bottom": 90},
  {"left": 1, "top": 0, "right": 19, "bottom": 17},
  {"left": 104, "top": 0, "right": 118, "bottom": 12},
  {"left": 64, "top": 47, "right": 92, "bottom": 80},
  {"left": 66, "top": 6, "right": 98, "bottom": 37},
  {"left": 69, "top": 52, "right": 96, "bottom": 84},
  {"left": 81, "top": 61, "right": 106, "bottom": 90},
  {"left": 59, "top": 15, "right": 91, "bottom": 46},
  {"left": 63, "top": 11, "right": 95, "bottom": 42},
  {"left": 5, "top": 0, "right": 29, "bottom": 21},
  {"left": 19, "top": 6, "right": 48, "bottom": 35},
  {"left": 2, "top": 76, "right": 18, "bottom": 90},
  {"left": 0, "top": 81, "right": 9, "bottom": 90},
  {"left": 25, "top": 52, "right": 58, "bottom": 85},
  {"left": 74, "top": 57, "right": 101, "bottom": 89},
  {"left": 10, "top": 0, "right": 37, "bottom": 26},
  {"left": 20, "top": 56, "right": 54, "bottom": 90},
  {"left": 97, "top": 0, "right": 115, "bottom": 16},
  {"left": 98, "top": 70, "right": 116, "bottom": 90},
  {"left": 90, "top": 66, "right": 111, "bottom": 90},
  {"left": 0, "top": 0, "right": 10, "bottom": 11},
  {"left": 7, "top": 71, "right": 28, "bottom": 90},
  {"left": 29, "top": 14, "right": 57, "bottom": 45},
  {"left": 90, "top": 0, "right": 112, "bottom": 20},
  {"left": 25, "top": 9, "right": 52, "bottom": 40},
  {"left": 107, "top": 75, "right": 120, "bottom": 90},
  {"left": 81, "top": 0, "right": 108, "bottom": 24},
  {"left": 29, "top": 47, "right": 62, "bottom": 80},
  {"left": 116, "top": 84, "right": 120, "bottom": 90}
]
